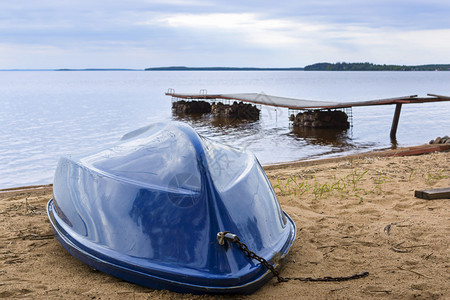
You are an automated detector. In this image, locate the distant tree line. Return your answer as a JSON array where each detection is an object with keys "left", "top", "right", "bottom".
[
  {"left": 144, "top": 66, "right": 304, "bottom": 71},
  {"left": 304, "top": 62, "right": 450, "bottom": 71}
]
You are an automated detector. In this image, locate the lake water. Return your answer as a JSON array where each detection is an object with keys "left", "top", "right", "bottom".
[{"left": 1, "top": 71, "right": 450, "bottom": 189}]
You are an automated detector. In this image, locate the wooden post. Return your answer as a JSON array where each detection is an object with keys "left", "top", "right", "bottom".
[{"left": 390, "top": 103, "right": 402, "bottom": 140}]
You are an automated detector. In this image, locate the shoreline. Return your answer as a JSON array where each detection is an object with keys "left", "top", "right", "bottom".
[
  {"left": 2, "top": 143, "right": 448, "bottom": 193},
  {"left": 264, "top": 143, "right": 450, "bottom": 170}
]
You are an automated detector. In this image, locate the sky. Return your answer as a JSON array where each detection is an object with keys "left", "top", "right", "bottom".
[{"left": 1, "top": 0, "right": 450, "bottom": 69}]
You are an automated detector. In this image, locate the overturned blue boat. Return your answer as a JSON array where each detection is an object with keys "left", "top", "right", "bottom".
[{"left": 47, "top": 122, "right": 296, "bottom": 294}]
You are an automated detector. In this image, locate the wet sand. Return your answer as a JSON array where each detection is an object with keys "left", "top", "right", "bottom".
[{"left": 1, "top": 147, "right": 449, "bottom": 299}]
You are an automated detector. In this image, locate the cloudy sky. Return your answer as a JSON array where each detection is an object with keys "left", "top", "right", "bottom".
[{"left": 2, "top": 0, "right": 450, "bottom": 69}]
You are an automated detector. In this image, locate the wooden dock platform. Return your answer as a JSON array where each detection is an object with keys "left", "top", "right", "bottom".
[{"left": 166, "top": 90, "right": 450, "bottom": 140}]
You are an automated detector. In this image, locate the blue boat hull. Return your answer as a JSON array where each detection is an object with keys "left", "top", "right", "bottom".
[
  {"left": 47, "top": 122, "right": 296, "bottom": 294},
  {"left": 48, "top": 199, "right": 295, "bottom": 294}
]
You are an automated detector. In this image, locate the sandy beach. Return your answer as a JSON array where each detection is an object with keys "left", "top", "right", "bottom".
[{"left": 1, "top": 146, "right": 449, "bottom": 299}]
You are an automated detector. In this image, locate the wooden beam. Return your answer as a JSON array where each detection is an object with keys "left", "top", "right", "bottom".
[
  {"left": 390, "top": 103, "right": 402, "bottom": 140},
  {"left": 415, "top": 187, "right": 450, "bottom": 200},
  {"left": 427, "top": 93, "right": 450, "bottom": 99}
]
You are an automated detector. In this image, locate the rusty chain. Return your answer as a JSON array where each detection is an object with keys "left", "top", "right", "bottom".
[{"left": 217, "top": 231, "right": 369, "bottom": 283}]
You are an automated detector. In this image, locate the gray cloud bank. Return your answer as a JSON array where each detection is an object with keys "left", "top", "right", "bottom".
[{"left": 1, "top": 0, "right": 450, "bottom": 68}]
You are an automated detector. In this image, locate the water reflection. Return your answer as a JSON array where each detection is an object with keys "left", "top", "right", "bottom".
[
  {"left": 211, "top": 116, "right": 260, "bottom": 127},
  {"left": 172, "top": 106, "right": 353, "bottom": 148},
  {"left": 285, "top": 126, "right": 380, "bottom": 161},
  {"left": 171, "top": 112, "right": 208, "bottom": 123},
  {"left": 172, "top": 112, "right": 263, "bottom": 132},
  {"left": 172, "top": 109, "right": 386, "bottom": 163},
  {"left": 290, "top": 126, "right": 353, "bottom": 147}
]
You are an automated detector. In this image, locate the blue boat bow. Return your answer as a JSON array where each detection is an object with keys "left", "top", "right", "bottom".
[{"left": 47, "top": 121, "right": 296, "bottom": 294}]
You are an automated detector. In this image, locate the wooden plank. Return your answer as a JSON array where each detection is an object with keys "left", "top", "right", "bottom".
[
  {"left": 414, "top": 187, "right": 450, "bottom": 200},
  {"left": 427, "top": 93, "right": 450, "bottom": 99},
  {"left": 166, "top": 92, "right": 450, "bottom": 109}
]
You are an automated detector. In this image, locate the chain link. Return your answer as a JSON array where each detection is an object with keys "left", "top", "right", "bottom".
[{"left": 218, "top": 231, "right": 369, "bottom": 283}]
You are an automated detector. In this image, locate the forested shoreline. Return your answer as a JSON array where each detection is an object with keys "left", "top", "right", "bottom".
[{"left": 304, "top": 62, "right": 450, "bottom": 71}]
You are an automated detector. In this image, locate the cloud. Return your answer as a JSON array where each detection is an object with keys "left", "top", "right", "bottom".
[
  {"left": 1, "top": 0, "right": 450, "bottom": 68},
  {"left": 140, "top": 12, "right": 304, "bottom": 47}
]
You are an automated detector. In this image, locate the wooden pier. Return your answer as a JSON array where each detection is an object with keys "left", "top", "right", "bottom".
[{"left": 166, "top": 90, "right": 450, "bottom": 140}]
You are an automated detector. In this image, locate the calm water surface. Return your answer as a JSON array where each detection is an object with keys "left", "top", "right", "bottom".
[{"left": 1, "top": 71, "right": 450, "bottom": 188}]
